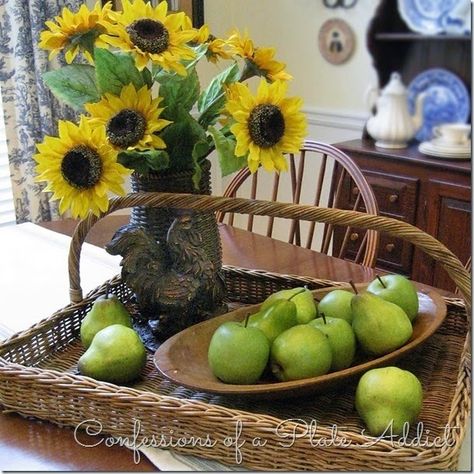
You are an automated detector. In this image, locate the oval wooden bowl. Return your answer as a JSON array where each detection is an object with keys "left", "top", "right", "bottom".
[{"left": 154, "top": 283, "right": 447, "bottom": 400}]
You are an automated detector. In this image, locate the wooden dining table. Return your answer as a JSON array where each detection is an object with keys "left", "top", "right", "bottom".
[{"left": 0, "top": 216, "right": 453, "bottom": 471}]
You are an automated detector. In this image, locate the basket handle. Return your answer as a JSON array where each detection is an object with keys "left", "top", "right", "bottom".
[{"left": 69, "top": 192, "right": 471, "bottom": 314}]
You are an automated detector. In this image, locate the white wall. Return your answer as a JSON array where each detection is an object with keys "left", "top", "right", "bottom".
[
  {"left": 200, "top": 0, "right": 381, "bottom": 194},
  {"left": 203, "top": 0, "right": 380, "bottom": 136}
]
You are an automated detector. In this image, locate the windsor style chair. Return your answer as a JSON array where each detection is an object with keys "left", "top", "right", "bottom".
[{"left": 217, "top": 139, "right": 380, "bottom": 267}]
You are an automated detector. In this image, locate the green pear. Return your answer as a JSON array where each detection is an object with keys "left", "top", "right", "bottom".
[
  {"left": 208, "top": 317, "right": 270, "bottom": 384},
  {"left": 270, "top": 325, "right": 332, "bottom": 381},
  {"left": 317, "top": 289, "right": 354, "bottom": 323},
  {"left": 78, "top": 324, "right": 147, "bottom": 384},
  {"left": 355, "top": 367, "right": 423, "bottom": 436},
  {"left": 367, "top": 274, "right": 419, "bottom": 322},
  {"left": 80, "top": 293, "right": 133, "bottom": 348},
  {"left": 260, "top": 287, "right": 317, "bottom": 324},
  {"left": 351, "top": 292, "right": 413, "bottom": 356},
  {"left": 248, "top": 298, "right": 298, "bottom": 343},
  {"left": 309, "top": 314, "right": 356, "bottom": 371}
]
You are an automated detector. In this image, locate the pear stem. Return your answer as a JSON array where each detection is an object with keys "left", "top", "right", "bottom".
[
  {"left": 288, "top": 287, "right": 307, "bottom": 301},
  {"left": 104, "top": 282, "right": 110, "bottom": 299},
  {"left": 376, "top": 275, "right": 387, "bottom": 288},
  {"left": 321, "top": 312, "right": 327, "bottom": 325},
  {"left": 243, "top": 313, "right": 251, "bottom": 328},
  {"left": 349, "top": 281, "right": 358, "bottom": 294}
]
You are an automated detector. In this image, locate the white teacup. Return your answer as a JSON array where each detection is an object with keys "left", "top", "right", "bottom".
[{"left": 433, "top": 123, "right": 471, "bottom": 147}]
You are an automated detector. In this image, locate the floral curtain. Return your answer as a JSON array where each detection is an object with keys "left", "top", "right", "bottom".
[{"left": 0, "top": 0, "right": 81, "bottom": 223}]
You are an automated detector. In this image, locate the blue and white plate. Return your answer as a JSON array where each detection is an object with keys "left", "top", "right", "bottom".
[
  {"left": 407, "top": 68, "right": 470, "bottom": 142},
  {"left": 398, "top": 0, "right": 471, "bottom": 35}
]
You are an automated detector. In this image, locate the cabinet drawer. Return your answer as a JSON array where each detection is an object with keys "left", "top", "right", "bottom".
[
  {"left": 334, "top": 168, "right": 418, "bottom": 274},
  {"left": 338, "top": 227, "right": 413, "bottom": 275},
  {"left": 349, "top": 171, "right": 419, "bottom": 223},
  {"left": 376, "top": 233, "right": 413, "bottom": 275}
]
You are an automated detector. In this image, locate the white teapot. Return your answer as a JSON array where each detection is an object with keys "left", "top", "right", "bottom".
[{"left": 366, "top": 72, "right": 425, "bottom": 149}]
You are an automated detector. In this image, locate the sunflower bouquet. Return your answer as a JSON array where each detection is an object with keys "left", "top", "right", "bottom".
[{"left": 35, "top": 0, "right": 307, "bottom": 218}]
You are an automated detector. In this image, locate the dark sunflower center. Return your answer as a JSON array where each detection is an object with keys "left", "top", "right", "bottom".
[
  {"left": 61, "top": 145, "right": 102, "bottom": 189},
  {"left": 106, "top": 109, "right": 146, "bottom": 148},
  {"left": 127, "top": 19, "right": 170, "bottom": 54},
  {"left": 248, "top": 104, "right": 285, "bottom": 148}
]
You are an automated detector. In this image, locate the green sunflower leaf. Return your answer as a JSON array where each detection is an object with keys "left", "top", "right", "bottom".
[
  {"left": 68, "top": 29, "right": 100, "bottom": 58},
  {"left": 151, "top": 44, "right": 207, "bottom": 83},
  {"left": 160, "top": 106, "right": 207, "bottom": 172},
  {"left": 158, "top": 67, "right": 200, "bottom": 119},
  {"left": 198, "top": 62, "right": 240, "bottom": 128},
  {"left": 43, "top": 65, "right": 100, "bottom": 111},
  {"left": 192, "top": 138, "right": 212, "bottom": 162},
  {"left": 118, "top": 149, "right": 170, "bottom": 175},
  {"left": 94, "top": 48, "right": 146, "bottom": 96},
  {"left": 183, "top": 43, "right": 209, "bottom": 70},
  {"left": 191, "top": 138, "right": 212, "bottom": 188},
  {"left": 208, "top": 126, "right": 247, "bottom": 177},
  {"left": 142, "top": 67, "right": 153, "bottom": 88}
]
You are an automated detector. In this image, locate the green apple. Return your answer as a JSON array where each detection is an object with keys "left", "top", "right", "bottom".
[
  {"left": 367, "top": 274, "right": 419, "bottom": 322},
  {"left": 309, "top": 315, "right": 356, "bottom": 371},
  {"left": 248, "top": 299, "right": 298, "bottom": 343},
  {"left": 317, "top": 289, "right": 354, "bottom": 323},
  {"left": 208, "top": 318, "right": 270, "bottom": 384},
  {"left": 270, "top": 325, "right": 332, "bottom": 381},
  {"left": 260, "top": 287, "right": 317, "bottom": 324},
  {"left": 355, "top": 367, "right": 423, "bottom": 436}
]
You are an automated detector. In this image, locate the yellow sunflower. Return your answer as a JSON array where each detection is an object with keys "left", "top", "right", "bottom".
[
  {"left": 225, "top": 79, "right": 307, "bottom": 173},
  {"left": 85, "top": 83, "right": 171, "bottom": 151},
  {"left": 226, "top": 29, "right": 292, "bottom": 82},
  {"left": 251, "top": 47, "right": 292, "bottom": 81},
  {"left": 34, "top": 118, "right": 130, "bottom": 219},
  {"left": 226, "top": 28, "right": 254, "bottom": 58},
  {"left": 100, "top": 0, "right": 196, "bottom": 73},
  {"left": 39, "top": 2, "right": 112, "bottom": 64},
  {"left": 192, "top": 24, "right": 231, "bottom": 63}
]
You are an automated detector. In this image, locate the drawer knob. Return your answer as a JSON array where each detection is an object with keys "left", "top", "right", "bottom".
[
  {"left": 389, "top": 194, "right": 399, "bottom": 203},
  {"left": 350, "top": 232, "right": 359, "bottom": 241},
  {"left": 352, "top": 186, "right": 359, "bottom": 196},
  {"left": 385, "top": 243, "right": 395, "bottom": 253}
]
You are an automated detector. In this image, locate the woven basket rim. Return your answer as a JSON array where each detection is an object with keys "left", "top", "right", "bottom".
[
  {"left": 67, "top": 192, "right": 472, "bottom": 314},
  {"left": 0, "top": 267, "right": 470, "bottom": 469},
  {"left": 0, "top": 265, "right": 470, "bottom": 457}
]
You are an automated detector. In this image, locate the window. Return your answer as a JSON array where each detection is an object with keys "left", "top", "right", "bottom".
[{"left": 0, "top": 92, "right": 15, "bottom": 226}]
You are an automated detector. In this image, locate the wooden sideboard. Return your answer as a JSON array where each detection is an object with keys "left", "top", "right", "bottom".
[{"left": 332, "top": 139, "right": 471, "bottom": 292}]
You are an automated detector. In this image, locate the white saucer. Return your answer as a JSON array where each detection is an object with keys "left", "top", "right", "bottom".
[
  {"left": 431, "top": 138, "right": 471, "bottom": 153},
  {"left": 419, "top": 141, "right": 471, "bottom": 159}
]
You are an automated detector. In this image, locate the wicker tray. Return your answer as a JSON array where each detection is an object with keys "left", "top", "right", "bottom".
[{"left": 0, "top": 193, "right": 471, "bottom": 471}]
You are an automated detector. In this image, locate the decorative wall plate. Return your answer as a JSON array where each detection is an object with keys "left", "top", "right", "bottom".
[
  {"left": 407, "top": 68, "right": 470, "bottom": 142},
  {"left": 318, "top": 18, "right": 356, "bottom": 65},
  {"left": 398, "top": 0, "right": 471, "bottom": 34}
]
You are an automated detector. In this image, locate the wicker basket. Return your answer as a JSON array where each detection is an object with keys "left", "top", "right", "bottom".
[{"left": 0, "top": 193, "right": 471, "bottom": 471}]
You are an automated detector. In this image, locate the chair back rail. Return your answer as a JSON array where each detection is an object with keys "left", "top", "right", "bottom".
[{"left": 216, "top": 139, "right": 380, "bottom": 267}]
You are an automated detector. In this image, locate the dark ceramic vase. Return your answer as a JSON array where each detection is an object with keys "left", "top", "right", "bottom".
[
  {"left": 122, "top": 160, "right": 226, "bottom": 348},
  {"left": 129, "top": 159, "right": 222, "bottom": 272}
]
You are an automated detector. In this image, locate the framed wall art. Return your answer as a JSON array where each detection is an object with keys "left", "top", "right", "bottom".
[{"left": 318, "top": 18, "right": 356, "bottom": 65}]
